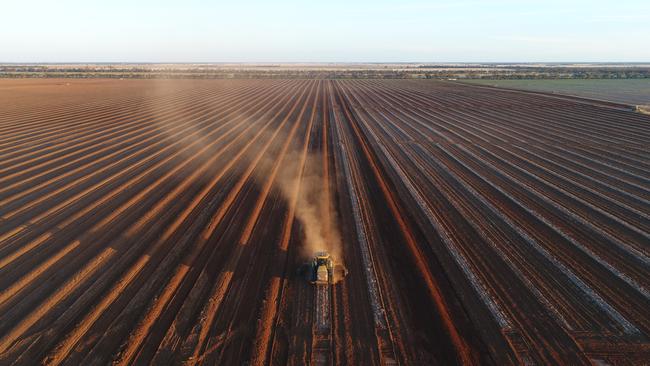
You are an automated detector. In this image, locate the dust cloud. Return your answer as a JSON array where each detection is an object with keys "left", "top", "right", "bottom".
[
  {"left": 276, "top": 152, "right": 342, "bottom": 262},
  {"left": 158, "top": 91, "right": 343, "bottom": 265},
  {"left": 251, "top": 134, "right": 342, "bottom": 265}
]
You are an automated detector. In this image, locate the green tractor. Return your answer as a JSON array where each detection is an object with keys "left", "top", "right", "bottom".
[
  {"left": 311, "top": 251, "right": 334, "bottom": 284},
  {"left": 304, "top": 251, "right": 346, "bottom": 285}
]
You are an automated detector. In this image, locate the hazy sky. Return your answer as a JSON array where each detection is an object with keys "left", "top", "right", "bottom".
[{"left": 2, "top": 0, "right": 649, "bottom": 62}]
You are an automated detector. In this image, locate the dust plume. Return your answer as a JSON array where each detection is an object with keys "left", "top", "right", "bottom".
[
  {"left": 252, "top": 139, "right": 342, "bottom": 264},
  {"left": 275, "top": 151, "right": 342, "bottom": 263}
]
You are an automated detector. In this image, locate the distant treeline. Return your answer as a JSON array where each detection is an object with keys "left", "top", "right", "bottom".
[{"left": 1, "top": 65, "right": 650, "bottom": 79}]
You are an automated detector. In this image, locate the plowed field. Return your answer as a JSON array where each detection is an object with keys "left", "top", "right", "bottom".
[{"left": 1, "top": 79, "right": 648, "bottom": 365}]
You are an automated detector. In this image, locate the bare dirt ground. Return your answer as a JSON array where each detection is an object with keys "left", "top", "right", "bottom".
[{"left": 0, "top": 79, "right": 648, "bottom": 365}]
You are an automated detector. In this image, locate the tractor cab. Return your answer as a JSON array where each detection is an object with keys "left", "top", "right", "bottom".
[
  {"left": 300, "top": 250, "right": 346, "bottom": 285},
  {"left": 312, "top": 251, "right": 333, "bottom": 284}
]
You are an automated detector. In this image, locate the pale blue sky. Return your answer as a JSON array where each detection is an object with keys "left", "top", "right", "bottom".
[{"left": 2, "top": 0, "right": 649, "bottom": 62}]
